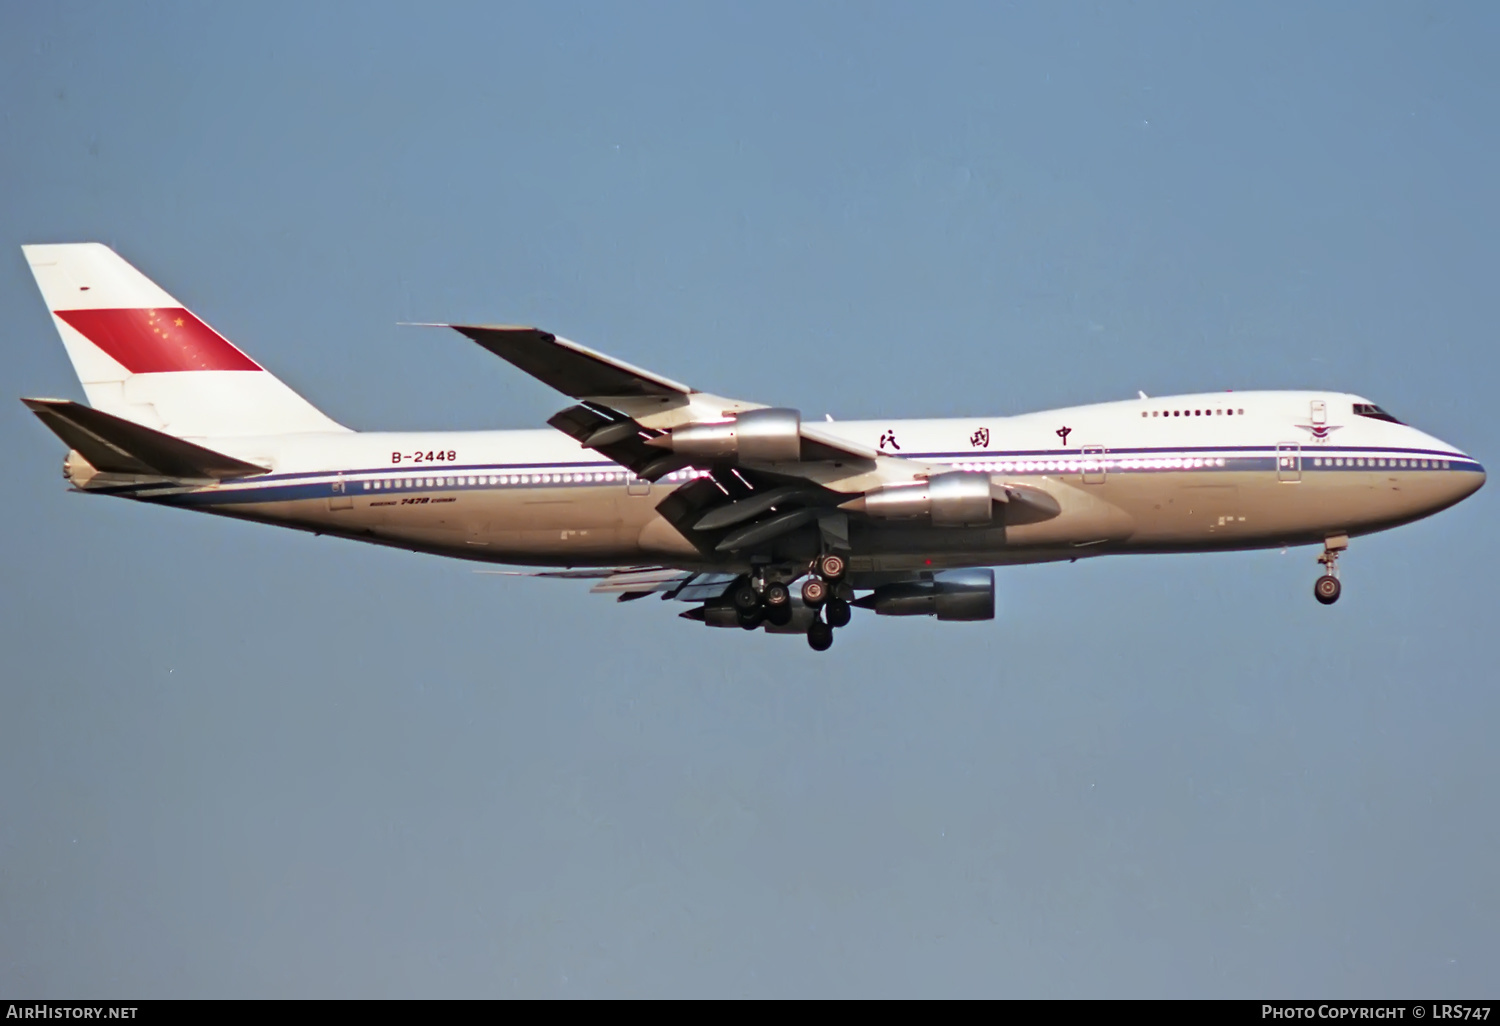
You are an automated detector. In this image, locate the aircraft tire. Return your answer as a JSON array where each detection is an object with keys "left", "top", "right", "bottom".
[
  {"left": 1314, "top": 575, "right": 1341, "bottom": 605},
  {"left": 732, "top": 581, "right": 761, "bottom": 612},
  {"left": 825, "top": 597, "right": 852, "bottom": 628},
  {"left": 807, "top": 619, "right": 834, "bottom": 652},
  {"left": 764, "top": 581, "right": 790, "bottom": 608},
  {"left": 818, "top": 553, "right": 847, "bottom": 580},
  {"left": 801, "top": 577, "right": 828, "bottom": 607}
]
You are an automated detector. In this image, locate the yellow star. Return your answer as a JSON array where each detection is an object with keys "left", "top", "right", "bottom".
[{"left": 174, "top": 318, "right": 185, "bottom": 327}]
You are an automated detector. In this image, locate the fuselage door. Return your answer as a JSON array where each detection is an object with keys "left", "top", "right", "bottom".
[
  {"left": 627, "top": 475, "right": 651, "bottom": 497},
  {"left": 1277, "top": 443, "right": 1302, "bottom": 483},
  {"left": 1081, "top": 445, "right": 1106, "bottom": 485},
  {"left": 1311, "top": 400, "right": 1327, "bottom": 426},
  {"left": 329, "top": 474, "right": 353, "bottom": 510}
]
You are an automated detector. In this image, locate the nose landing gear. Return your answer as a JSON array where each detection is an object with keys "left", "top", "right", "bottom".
[
  {"left": 1314, "top": 574, "right": 1341, "bottom": 604},
  {"left": 1314, "top": 534, "right": 1348, "bottom": 605}
]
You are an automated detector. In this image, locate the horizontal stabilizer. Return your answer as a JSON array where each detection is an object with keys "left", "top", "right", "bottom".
[{"left": 22, "top": 398, "right": 270, "bottom": 480}]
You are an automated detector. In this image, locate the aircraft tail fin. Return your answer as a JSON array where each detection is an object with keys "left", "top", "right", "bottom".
[
  {"left": 22, "top": 243, "right": 348, "bottom": 439},
  {"left": 23, "top": 398, "right": 271, "bottom": 481}
]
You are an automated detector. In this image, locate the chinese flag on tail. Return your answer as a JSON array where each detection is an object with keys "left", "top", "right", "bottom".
[{"left": 53, "top": 307, "right": 262, "bottom": 373}]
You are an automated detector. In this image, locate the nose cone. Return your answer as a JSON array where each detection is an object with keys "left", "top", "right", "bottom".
[
  {"left": 1396, "top": 422, "right": 1484, "bottom": 512},
  {"left": 1433, "top": 446, "right": 1484, "bottom": 513},
  {"left": 1456, "top": 458, "right": 1485, "bottom": 499}
]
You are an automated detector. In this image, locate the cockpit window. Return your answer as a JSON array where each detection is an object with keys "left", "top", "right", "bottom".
[{"left": 1353, "top": 403, "right": 1403, "bottom": 424}]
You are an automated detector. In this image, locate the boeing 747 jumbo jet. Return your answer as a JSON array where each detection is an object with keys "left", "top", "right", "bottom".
[{"left": 20, "top": 244, "right": 1485, "bottom": 650}]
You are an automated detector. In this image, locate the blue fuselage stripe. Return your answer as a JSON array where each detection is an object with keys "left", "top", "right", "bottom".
[{"left": 105, "top": 444, "right": 1483, "bottom": 508}]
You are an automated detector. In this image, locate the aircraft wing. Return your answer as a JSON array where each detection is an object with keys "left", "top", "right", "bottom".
[
  {"left": 446, "top": 324, "right": 999, "bottom": 556},
  {"left": 477, "top": 565, "right": 738, "bottom": 603},
  {"left": 448, "top": 325, "right": 883, "bottom": 475},
  {"left": 452, "top": 326, "right": 692, "bottom": 399}
]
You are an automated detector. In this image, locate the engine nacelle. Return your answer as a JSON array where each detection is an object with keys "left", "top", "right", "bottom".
[
  {"left": 658, "top": 407, "right": 802, "bottom": 464},
  {"left": 860, "top": 568, "right": 995, "bottom": 621},
  {"left": 856, "top": 471, "right": 995, "bottom": 526},
  {"left": 687, "top": 597, "right": 820, "bottom": 634}
]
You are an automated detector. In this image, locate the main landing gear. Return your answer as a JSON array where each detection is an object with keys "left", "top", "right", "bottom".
[
  {"left": 729, "top": 554, "right": 853, "bottom": 650},
  {"left": 802, "top": 553, "right": 852, "bottom": 651},
  {"left": 733, "top": 576, "right": 793, "bottom": 628},
  {"left": 1314, "top": 534, "right": 1348, "bottom": 606}
]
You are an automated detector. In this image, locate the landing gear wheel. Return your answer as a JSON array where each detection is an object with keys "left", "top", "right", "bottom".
[
  {"left": 817, "top": 553, "right": 847, "bottom": 580},
  {"left": 764, "top": 581, "right": 790, "bottom": 608},
  {"left": 737, "top": 608, "right": 763, "bottom": 630},
  {"left": 807, "top": 618, "right": 834, "bottom": 652},
  {"left": 732, "top": 581, "right": 761, "bottom": 612},
  {"left": 1314, "top": 534, "right": 1348, "bottom": 606},
  {"left": 1314, "top": 575, "right": 1341, "bottom": 605},
  {"left": 766, "top": 602, "right": 793, "bottom": 627},
  {"left": 800, "top": 577, "right": 828, "bottom": 608},
  {"left": 825, "top": 597, "right": 852, "bottom": 628}
]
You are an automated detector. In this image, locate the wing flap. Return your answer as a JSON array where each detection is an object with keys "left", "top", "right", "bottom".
[
  {"left": 669, "top": 573, "right": 738, "bottom": 602},
  {"left": 475, "top": 565, "right": 739, "bottom": 604},
  {"left": 545, "top": 403, "right": 688, "bottom": 481},
  {"left": 588, "top": 567, "right": 693, "bottom": 594}
]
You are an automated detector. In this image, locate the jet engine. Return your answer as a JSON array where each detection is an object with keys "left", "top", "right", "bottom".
[
  {"left": 845, "top": 471, "right": 996, "bottom": 526},
  {"left": 855, "top": 568, "right": 995, "bottom": 621},
  {"left": 684, "top": 596, "right": 821, "bottom": 634},
  {"left": 650, "top": 407, "right": 802, "bottom": 464}
]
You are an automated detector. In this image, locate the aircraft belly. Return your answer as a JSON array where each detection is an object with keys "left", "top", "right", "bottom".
[
  {"left": 412, "top": 484, "right": 638, "bottom": 557},
  {"left": 1100, "top": 472, "right": 1259, "bottom": 545},
  {"left": 211, "top": 485, "right": 644, "bottom": 563},
  {"left": 1104, "top": 467, "right": 1472, "bottom": 549},
  {"left": 1284, "top": 467, "right": 1483, "bottom": 536}
]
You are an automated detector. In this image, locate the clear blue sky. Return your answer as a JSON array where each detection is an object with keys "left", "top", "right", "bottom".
[{"left": 2, "top": 1, "right": 1496, "bottom": 997}]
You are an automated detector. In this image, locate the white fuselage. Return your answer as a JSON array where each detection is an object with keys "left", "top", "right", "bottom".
[{"left": 86, "top": 390, "right": 1484, "bottom": 576}]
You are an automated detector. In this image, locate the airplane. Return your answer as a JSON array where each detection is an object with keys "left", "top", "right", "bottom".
[{"left": 19, "top": 243, "right": 1486, "bottom": 651}]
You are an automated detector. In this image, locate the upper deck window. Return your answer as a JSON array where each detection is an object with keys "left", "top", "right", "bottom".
[{"left": 1353, "top": 403, "right": 1403, "bottom": 424}]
